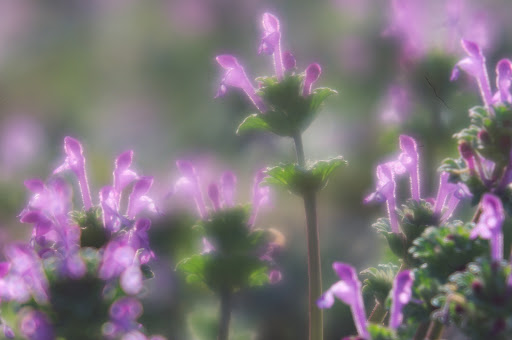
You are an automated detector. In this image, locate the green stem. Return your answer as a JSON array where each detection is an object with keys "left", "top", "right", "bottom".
[
  {"left": 412, "top": 321, "right": 430, "bottom": 340},
  {"left": 367, "top": 301, "right": 387, "bottom": 324},
  {"left": 218, "top": 289, "right": 232, "bottom": 340},
  {"left": 425, "top": 320, "right": 444, "bottom": 340},
  {"left": 293, "top": 132, "right": 323, "bottom": 340}
]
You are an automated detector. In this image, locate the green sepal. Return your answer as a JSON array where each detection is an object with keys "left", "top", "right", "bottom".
[
  {"left": 236, "top": 74, "right": 337, "bottom": 137},
  {"left": 264, "top": 156, "right": 346, "bottom": 195},
  {"left": 71, "top": 207, "right": 109, "bottom": 249},
  {"left": 372, "top": 218, "right": 407, "bottom": 260},
  {"left": 361, "top": 263, "right": 399, "bottom": 305}
]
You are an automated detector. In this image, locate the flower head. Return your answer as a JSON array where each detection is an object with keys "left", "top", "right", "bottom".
[{"left": 302, "top": 63, "right": 322, "bottom": 97}]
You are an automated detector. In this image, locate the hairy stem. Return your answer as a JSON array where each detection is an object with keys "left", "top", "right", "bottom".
[
  {"left": 294, "top": 132, "right": 323, "bottom": 340},
  {"left": 218, "top": 289, "right": 232, "bottom": 340},
  {"left": 367, "top": 301, "right": 387, "bottom": 324},
  {"left": 425, "top": 320, "right": 444, "bottom": 340}
]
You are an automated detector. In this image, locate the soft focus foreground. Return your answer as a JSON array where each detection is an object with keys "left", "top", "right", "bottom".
[{"left": 1, "top": 1, "right": 512, "bottom": 339}]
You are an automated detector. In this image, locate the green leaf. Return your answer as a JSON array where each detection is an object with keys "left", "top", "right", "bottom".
[
  {"left": 361, "top": 263, "right": 399, "bottom": 305},
  {"left": 309, "top": 87, "right": 338, "bottom": 114},
  {"left": 176, "top": 254, "right": 208, "bottom": 285},
  {"left": 236, "top": 114, "right": 272, "bottom": 135},
  {"left": 264, "top": 157, "right": 346, "bottom": 195},
  {"left": 248, "top": 267, "right": 270, "bottom": 287}
]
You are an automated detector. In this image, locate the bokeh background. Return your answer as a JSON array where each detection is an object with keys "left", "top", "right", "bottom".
[{"left": 1, "top": 0, "right": 512, "bottom": 339}]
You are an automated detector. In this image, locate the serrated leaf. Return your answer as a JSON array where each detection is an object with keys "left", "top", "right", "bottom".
[
  {"left": 236, "top": 114, "right": 272, "bottom": 135},
  {"left": 248, "top": 267, "right": 269, "bottom": 287}
]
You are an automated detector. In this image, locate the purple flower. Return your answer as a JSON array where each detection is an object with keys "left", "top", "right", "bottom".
[
  {"left": 470, "top": 193, "right": 505, "bottom": 261},
  {"left": 19, "top": 310, "right": 54, "bottom": 340},
  {"left": 282, "top": 51, "right": 296, "bottom": 72},
  {"left": 259, "top": 13, "right": 284, "bottom": 81},
  {"left": 317, "top": 262, "right": 369, "bottom": 339},
  {"left": 494, "top": 59, "right": 512, "bottom": 104},
  {"left": 175, "top": 160, "right": 208, "bottom": 219},
  {"left": 379, "top": 85, "right": 411, "bottom": 124},
  {"left": 114, "top": 150, "right": 139, "bottom": 205},
  {"left": 433, "top": 172, "right": 472, "bottom": 221},
  {"left": 389, "top": 270, "right": 414, "bottom": 329},
  {"left": 248, "top": 169, "right": 270, "bottom": 227},
  {"left": 126, "top": 176, "right": 157, "bottom": 219},
  {"left": 302, "top": 63, "right": 322, "bottom": 97},
  {"left": 53, "top": 137, "right": 93, "bottom": 210},
  {"left": 220, "top": 171, "right": 236, "bottom": 208},
  {"left": 103, "top": 297, "right": 143, "bottom": 339},
  {"left": 0, "top": 244, "right": 49, "bottom": 304},
  {"left": 398, "top": 135, "right": 420, "bottom": 201},
  {"left": 215, "top": 55, "right": 267, "bottom": 112},
  {"left": 269, "top": 269, "right": 282, "bottom": 284},
  {"left": 3, "top": 323, "right": 14, "bottom": 339},
  {"left": 364, "top": 162, "right": 400, "bottom": 233},
  {"left": 451, "top": 40, "right": 493, "bottom": 110}
]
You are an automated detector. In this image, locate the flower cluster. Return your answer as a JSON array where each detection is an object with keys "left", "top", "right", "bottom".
[{"left": 0, "top": 137, "right": 163, "bottom": 340}]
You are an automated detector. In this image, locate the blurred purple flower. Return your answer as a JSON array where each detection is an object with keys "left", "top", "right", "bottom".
[
  {"left": 317, "top": 262, "right": 369, "bottom": 339},
  {"left": 379, "top": 85, "right": 411, "bottom": 124},
  {"left": 174, "top": 162, "right": 270, "bottom": 224},
  {"left": 0, "top": 115, "right": 44, "bottom": 178},
  {"left": 494, "top": 59, "right": 512, "bottom": 104},
  {"left": 470, "top": 193, "right": 505, "bottom": 261},
  {"left": 103, "top": 297, "right": 143, "bottom": 339},
  {"left": 215, "top": 55, "right": 267, "bottom": 112},
  {"left": 19, "top": 310, "right": 54, "bottom": 340},
  {"left": 389, "top": 270, "right": 414, "bottom": 329}
]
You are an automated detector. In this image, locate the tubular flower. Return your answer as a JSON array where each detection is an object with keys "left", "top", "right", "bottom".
[
  {"left": 470, "top": 193, "right": 505, "bottom": 261},
  {"left": 389, "top": 270, "right": 414, "bottom": 329},
  {"left": 302, "top": 63, "right": 322, "bottom": 97},
  {"left": 317, "top": 262, "right": 369, "bottom": 339},
  {"left": 259, "top": 13, "right": 284, "bottom": 80},
  {"left": 433, "top": 172, "right": 472, "bottom": 221},
  {"left": 215, "top": 55, "right": 267, "bottom": 112}
]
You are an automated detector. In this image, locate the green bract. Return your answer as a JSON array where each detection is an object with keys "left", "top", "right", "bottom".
[
  {"left": 176, "top": 207, "right": 273, "bottom": 293},
  {"left": 361, "top": 263, "right": 399, "bottom": 306},
  {"left": 264, "top": 157, "right": 346, "bottom": 195},
  {"left": 236, "top": 75, "right": 337, "bottom": 137}
]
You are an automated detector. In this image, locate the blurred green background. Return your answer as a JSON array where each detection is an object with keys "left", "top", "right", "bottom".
[{"left": 1, "top": 0, "right": 512, "bottom": 339}]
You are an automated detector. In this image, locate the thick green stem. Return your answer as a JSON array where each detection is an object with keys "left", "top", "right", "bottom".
[
  {"left": 218, "top": 289, "right": 232, "bottom": 340},
  {"left": 293, "top": 132, "right": 323, "bottom": 340}
]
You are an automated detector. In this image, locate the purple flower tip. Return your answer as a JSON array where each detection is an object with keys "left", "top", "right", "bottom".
[
  {"left": 303, "top": 63, "right": 322, "bottom": 97},
  {"left": 461, "top": 39, "right": 481, "bottom": 58},
  {"left": 283, "top": 51, "right": 296, "bottom": 71},
  {"left": 269, "top": 269, "right": 282, "bottom": 284},
  {"left": 63, "top": 136, "right": 84, "bottom": 157},
  {"left": 262, "top": 12, "right": 280, "bottom": 32}
]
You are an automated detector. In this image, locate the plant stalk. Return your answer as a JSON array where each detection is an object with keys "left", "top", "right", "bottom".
[
  {"left": 425, "top": 320, "right": 444, "bottom": 340},
  {"left": 367, "top": 301, "right": 387, "bottom": 324},
  {"left": 293, "top": 132, "right": 323, "bottom": 340},
  {"left": 218, "top": 289, "right": 232, "bottom": 340}
]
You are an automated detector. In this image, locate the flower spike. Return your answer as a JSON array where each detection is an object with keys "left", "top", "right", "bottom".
[
  {"left": 398, "top": 135, "right": 420, "bottom": 201},
  {"left": 215, "top": 55, "right": 266, "bottom": 112}
]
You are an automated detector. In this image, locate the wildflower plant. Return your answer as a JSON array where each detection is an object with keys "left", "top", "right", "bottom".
[
  {"left": 174, "top": 162, "right": 281, "bottom": 340},
  {"left": 215, "top": 12, "right": 345, "bottom": 340},
  {"left": 0, "top": 137, "right": 162, "bottom": 340}
]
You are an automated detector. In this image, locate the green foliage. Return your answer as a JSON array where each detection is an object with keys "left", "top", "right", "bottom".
[
  {"left": 361, "top": 263, "right": 399, "bottom": 305},
  {"left": 432, "top": 258, "right": 512, "bottom": 339},
  {"left": 236, "top": 74, "right": 337, "bottom": 137},
  {"left": 176, "top": 207, "right": 273, "bottom": 293},
  {"left": 264, "top": 157, "right": 346, "bottom": 195},
  {"left": 367, "top": 323, "right": 397, "bottom": 340},
  {"left": 402, "top": 268, "right": 441, "bottom": 326},
  {"left": 410, "top": 221, "right": 488, "bottom": 281}
]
